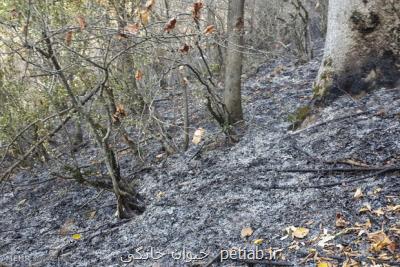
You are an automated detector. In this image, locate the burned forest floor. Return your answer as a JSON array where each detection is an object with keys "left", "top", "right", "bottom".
[{"left": 1, "top": 45, "right": 400, "bottom": 267}]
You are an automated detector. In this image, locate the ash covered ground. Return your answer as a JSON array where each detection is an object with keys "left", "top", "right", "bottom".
[{"left": 1, "top": 47, "right": 399, "bottom": 267}]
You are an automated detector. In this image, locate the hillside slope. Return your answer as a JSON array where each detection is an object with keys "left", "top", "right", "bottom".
[{"left": 1, "top": 51, "right": 399, "bottom": 267}]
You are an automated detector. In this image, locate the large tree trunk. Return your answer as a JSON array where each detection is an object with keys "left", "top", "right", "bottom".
[
  {"left": 224, "top": 0, "right": 245, "bottom": 123},
  {"left": 313, "top": 0, "right": 400, "bottom": 105}
]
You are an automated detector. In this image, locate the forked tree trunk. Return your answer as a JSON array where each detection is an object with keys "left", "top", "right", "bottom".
[
  {"left": 313, "top": 0, "right": 400, "bottom": 105},
  {"left": 224, "top": 0, "right": 245, "bottom": 123}
]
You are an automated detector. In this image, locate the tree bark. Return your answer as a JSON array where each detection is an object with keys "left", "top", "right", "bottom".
[
  {"left": 314, "top": 0, "right": 400, "bottom": 105},
  {"left": 224, "top": 0, "right": 245, "bottom": 123},
  {"left": 248, "top": 0, "right": 256, "bottom": 35}
]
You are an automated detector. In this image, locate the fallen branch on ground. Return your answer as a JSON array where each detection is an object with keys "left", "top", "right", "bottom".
[
  {"left": 289, "top": 111, "right": 370, "bottom": 135},
  {"left": 270, "top": 165, "right": 399, "bottom": 189}
]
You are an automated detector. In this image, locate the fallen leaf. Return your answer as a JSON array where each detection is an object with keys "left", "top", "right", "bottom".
[
  {"left": 355, "top": 219, "right": 372, "bottom": 230},
  {"left": 192, "top": 128, "right": 205, "bottom": 144},
  {"left": 353, "top": 188, "right": 363, "bottom": 199},
  {"left": 17, "top": 199, "right": 27, "bottom": 206},
  {"left": 72, "top": 233, "right": 81, "bottom": 240},
  {"left": 65, "top": 31, "right": 73, "bottom": 46},
  {"left": 373, "top": 187, "right": 382, "bottom": 195},
  {"left": 135, "top": 70, "right": 143, "bottom": 80},
  {"left": 291, "top": 226, "right": 309, "bottom": 239},
  {"left": 179, "top": 44, "right": 191, "bottom": 53},
  {"left": 192, "top": 1, "right": 203, "bottom": 21},
  {"left": 125, "top": 23, "right": 140, "bottom": 34},
  {"left": 86, "top": 210, "right": 96, "bottom": 219},
  {"left": 368, "top": 231, "right": 395, "bottom": 253},
  {"left": 359, "top": 203, "right": 372, "bottom": 213},
  {"left": 317, "top": 262, "right": 333, "bottom": 267},
  {"left": 386, "top": 205, "right": 400, "bottom": 212},
  {"left": 343, "top": 159, "right": 369, "bottom": 167},
  {"left": 372, "top": 208, "right": 385, "bottom": 217},
  {"left": 155, "top": 153, "right": 164, "bottom": 159},
  {"left": 164, "top": 17, "right": 177, "bottom": 32},
  {"left": 116, "top": 104, "right": 126, "bottom": 116},
  {"left": 389, "top": 226, "right": 400, "bottom": 235},
  {"left": 317, "top": 234, "right": 335, "bottom": 247},
  {"left": 343, "top": 258, "right": 360, "bottom": 267},
  {"left": 335, "top": 213, "right": 349, "bottom": 228},
  {"left": 240, "top": 227, "right": 253, "bottom": 239},
  {"left": 377, "top": 251, "right": 393, "bottom": 260},
  {"left": 387, "top": 242, "right": 397, "bottom": 253},
  {"left": 113, "top": 104, "right": 127, "bottom": 122},
  {"left": 254, "top": 239, "right": 263, "bottom": 245},
  {"left": 156, "top": 191, "right": 166, "bottom": 199},
  {"left": 76, "top": 15, "right": 86, "bottom": 30},
  {"left": 140, "top": 10, "right": 150, "bottom": 25},
  {"left": 59, "top": 219, "right": 74, "bottom": 236},
  {"left": 203, "top": 25, "right": 215, "bottom": 34}
]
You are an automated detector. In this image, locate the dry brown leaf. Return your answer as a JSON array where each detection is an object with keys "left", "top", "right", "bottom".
[
  {"left": 335, "top": 213, "right": 349, "bottom": 228},
  {"left": 359, "top": 203, "right": 372, "bottom": 213},
  {"left": 135, "top": 70, "right": 143, "bottom": 80},
  {"left": 113, "top": 104, "right": 127, "bottom": 122},
  {"left": 140, "top": 10, "right": 150, "bottom": 25},
  {"left": 192, "top": 1, "right": 203, "bottom": 21},
  {"left": 125, "top": 23, "right": 140, "bottom": 34},
  {"left": 389, "top": 226, "right": 400, "bottom": 235},
  {"left": 368, "top": 231, "right": 395, "bottom": 253},
  {"left": 240, "top": 227, "right": 253, "bottom": 239},
  {"left": 116, "top": 104, "right": 126, "bottom": 117},
  {"left": 179, "top": 44, "right": 191, "bottom": 53},
  {"left": 387, "top": 242, "right": 397, "bottom": 254},
  {"left": 76, "top": 15, "right": 86, "bottom": 30},
  {"left": 203, "top": 25, "right": 215, "bottom": 34},
  {"left": 164, "top": 17, "right": 177, "bottom": 32},
  {"left": 386, "top": 205, "right": 400, "bottom": 212},
  {"left": 65, "top": 31, "right": 73, "bottom": 46},
  {"left": 342, "top": 258, "right": 360, "bottom": 267},
  {"left": 289, "top": 226, "right": 309, "bottom": 239},
  {"left": 355, "top": 219, "right": 372, "bottom": 230}
]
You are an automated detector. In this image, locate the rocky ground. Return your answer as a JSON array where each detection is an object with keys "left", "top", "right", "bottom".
[{"left": 1, "top": 46, "right": 399, "bottom": 267}]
